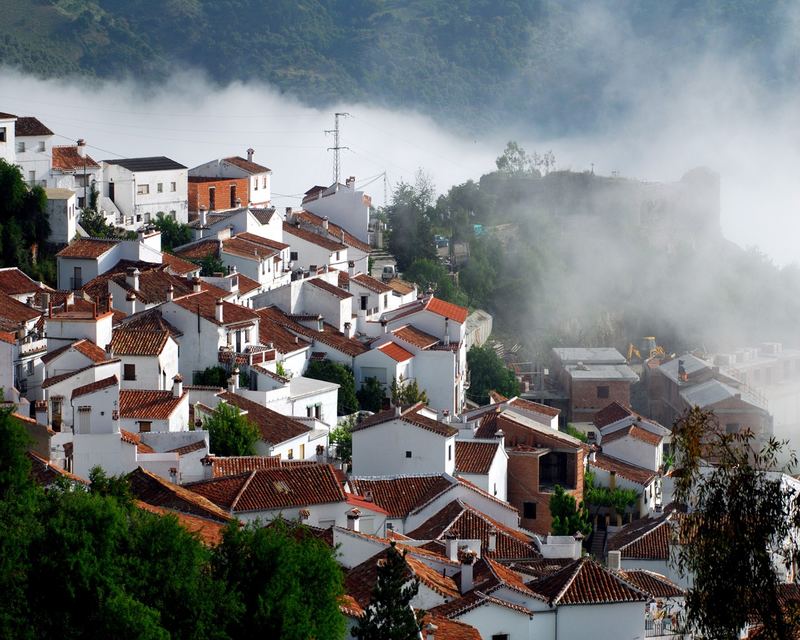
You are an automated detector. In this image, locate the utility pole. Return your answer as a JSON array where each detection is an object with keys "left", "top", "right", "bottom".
[{"left": 325, "top": 112, "right": 349, "bottom": 185}]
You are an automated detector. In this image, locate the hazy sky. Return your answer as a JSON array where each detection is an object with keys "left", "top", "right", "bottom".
[{"left": 2, "top": 44, "right": 799, "bottom": 266}]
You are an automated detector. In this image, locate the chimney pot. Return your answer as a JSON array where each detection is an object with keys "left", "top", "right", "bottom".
[
  {"left": 459, "top": 549, "right": 476, "bottom": 593},
  {"left": 216, "top": 299, "right": 224, "bottom": 323},
  {"left": 192, "top": 277, "right": 202, "bottom": 293},
  {"left": 488, "top": 529, "right": 498, "bottom": 553},
  {"left": 247, "top": 148, "right": 254, "bottom": 162},
  {"left": 173, "top": 374, "right": 183, "bottom": 397},
  {"left": 444, "top": 532, "right": 458, "bottom": 562},
  {"left": 167, "top": 284, "right": 174, "bottom": 302},
  {"left": 322, "top": 216, "right": 329, "bottom": 230},
  {"left": 228, "top": 367, "right": 240, "bottom": 393}
]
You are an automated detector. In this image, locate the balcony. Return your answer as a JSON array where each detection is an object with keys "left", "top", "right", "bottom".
[
  {"left": 645, "top": 613, "right": 683, "bottom": 637},
  {"left": 19, "top": 336, "right": 47, "bottom": 356}
]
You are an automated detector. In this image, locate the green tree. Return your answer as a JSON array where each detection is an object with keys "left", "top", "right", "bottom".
[
  {"left": 583, "top": 470, "right": 638, "bottom": 527},
  {"left": 672, "top": 407, "right": 800, "bottom": 639},
  {"left": 390, "top": 376, "right": 428, "bottom": 406},
  {"left": 386, "top": 173, "right": 437, "bottom": 272},
  {"left": 193, "top": 366, "right": 229, "bottom": 387},
  {"left": 549, "top": 484, "right": 591, "bottom": 536},
  {"left": 329, "top": 417, "right": 354, "bottom": 464},
  {"left": 204, "top": 401, "right": 260, "bottom": 456},
  {"left": 353, "top": 541, "right": 422, "bottom": 640},
  {"left": 154, "top": 212, "right": 192, "bottom": 252},
  {"left": 403, "top": 258, "right": 467, "bottom": 306},
  {"left": 466, "top": 345, "right": 520, "bottom": 405},
  {"left": 198, "top": 254, "right": 227, "bottom": 277},
  {"left": 357, "top": 376, "right": 385, "bottom": 412},
  {"left": 79, "top": 208, "right": 117, "bottom": 238},
  {"left": 495, "top": 141, "right": 537, "bottom": 176},
  {"left": 212, "top": 519, "right": 345, "bottom": 640},
  {"left": 305, "top": 359, "right": 358, "bottom": 415}
]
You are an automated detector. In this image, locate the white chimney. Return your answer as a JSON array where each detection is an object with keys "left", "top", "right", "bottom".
[
  {"left": 166, "top": 284, "right": 174, "bottom": 302},
  {"left": 126, "top": 291, "right": 137, "bottom": 315},
  {"left": 247, "top": 147, "right": 254, "bottom": 162},
  {"left": 235, "top": 197, "right": 242, "bottom": 208},
  {"left": 215, "top": 299, "right": 224, "bottom": 323},
  {"left": 460, "top": 549, "right": 476, "bottom": 593},
  {"left": 193, "top": 277, "right": 202, "bottom": 293},
  {"left": 346, "top": 176, "right": 355, "bottom": 188},
  {"left": 76, "top": 139, "right": 86, "bottom": 158},
  {"left": 228, "top": 367, "right": 240, "bottom": 393},
  {"left": 496, "top": 428, "right": 505, "bottom": 449},
  {"left": 322, "top": 216, "right": 329, "bottom": 230},
  {"left": 445, "top": 533, "right": 458, "bottom": 562},
  {"left": 425, "top": 623, "right": 437, "bottom": 640},
  {"left": 608, "top": 550, "right": 621, "bottom": 571},
  {"left": 488, "top": 529, "right": 497, "bottom": 553},
  {"left": 199, "top": 205, "right": 208, "bottom": 227},
  {"left": 346, "top": 508, "right": 361, "bottom": 532},
  {"left": 127, "top": 267, "right": 140, "bottom": 291},
  {"left": 172, "top": 374, "right": 183, "bottom": 397}
]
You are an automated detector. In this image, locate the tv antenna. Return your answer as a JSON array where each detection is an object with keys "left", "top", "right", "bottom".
[{"left": 325, "top": 112, "right": 350, "bottom": 185}]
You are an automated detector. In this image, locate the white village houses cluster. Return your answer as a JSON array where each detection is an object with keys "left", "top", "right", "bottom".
[{"left": 1, "top": 110, "right": 793, "bottom": 640}]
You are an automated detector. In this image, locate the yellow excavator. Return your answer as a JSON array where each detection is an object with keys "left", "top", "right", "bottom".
[{"left": 628, "top": 337, "right": 666, "bottom": 363}]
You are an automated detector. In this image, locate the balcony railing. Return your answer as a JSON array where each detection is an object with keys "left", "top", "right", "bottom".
[{"left": 645, "top": 613, "right": 682, "bottom": 637}]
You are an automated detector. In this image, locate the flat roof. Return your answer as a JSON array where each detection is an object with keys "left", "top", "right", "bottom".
[{"left": 553, "top": 347, "right": 626, "bottom": 365}]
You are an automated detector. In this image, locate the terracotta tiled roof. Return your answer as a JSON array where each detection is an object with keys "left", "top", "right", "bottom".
[
  {"left": 161, "top": 252, "right": 200, "bottom": 275},
  {"left": 385, "top": 295, "right": 468, "bottom": 325},
  {"left": 72, "top": 339, "right": 108, "bottom": 363},
  {"left": 476, "top": 409, "right": 582, "bottom": 450},
  {"left": 354, "top": 403, "right": 458, "bottom": 438},
  {"left": 339, "top": 594, "right": 365, "bottom": 619},
  {"left": 350, "top": 474, "right": 455, "bottom": 518},
  {"left": 620, "top": 570, "right": 683, "bottom": 598},
  {"left": 508, "top": 397, "right": 561, "bottom": 418},
  {"left": 430, "top": 589, "right": 535, "bottom": 619},
  {"left": 185, "top": 464, "right": 345, "bottom": 513},
  {"left": 71, "top": 375, "right": 118, "bottom": 399},
  {"left": 119, "top": 308, "right": 183, "bottom": 338},
  {"left": 256, "top": 305, "right": 367, "bottom": 356},
  {"left": 377, "top": 341, "right": 414, "bottom": 362},
  {"left": 120, "top": 429, "right": 156, "bottom": 454},
  {"left": 127, "top": 467, "right": 233, "bottom": 523},
  {"left": 256, "top": 308, "right": 311, "bottom": 354},
  {"left": 235, "top": 273, "right": 261, "bottom": 295},
  {"left": 110, "top": 328, "right": 169, "bottom": 356},
  {"left": 593, "top": 401, "right": 634, "bottom": 428},
  {"left": 528, "top": 556, "right": 649, "bottom": 605},
  {"left": 134, "top": 500, "right": 226, "bottom": 546},
  {"left": 0, "top": 268, "right": 41, "bottom": 295},
  {"left": 0, "top": 331, "right": 15, "bottom": 345},
  {"left": 346, "top": 547, "right": 460, "bottom": 609},
  {"left": 352, "top": 273, "right": 392, "bottom": 293},
  {"left": 218, "top": 392, "right": 309, "bottom": 445},
  {"left": 0, "top": 291, "right": 42, "bottom": 329},
  {"left": 455, "top": 441, "right": 500, "bottom": 475},
  {"left": 601, "top": 423, "right": 663, "bottom": 446},
  {"left": 418, "top": 613, "right": 481, "bottom": 640},
  {"left": 408, "top": 499, "right": 540, "bottom": 560},
  {"left": 42, "top": 360, "right": 117, "bottom": 389},
  {"left": 236, "top": 232, "right": 288, "bottom": 251},
  {"left": 392, "top": 325, "right": 440, "bottom": 349},
  {"left": 51, "top": 145, "right": 100, "bottom": 171},
  {"left": 387, "top": 278, "right": 416, "bottom": 295},
  {"left": 307, "top": 277, "right": 352, "bottom": 299},
  {"left": 283, "top": 223, "right": 347, "bottom": 251},
  {"left": 590, "top": 452, "right": 657, "bottom": 486},
  {"left": 166, "top": 440, "right": 206, "bottom": 456},
  {"left": 608, "top": 512, "right": 675, "bottom": 560},
  {"left": 56, "top": 238, "right": 118, "bottom": 259},
  {"left": 294, "top": 209, "right": 371, "bottom": 253},
  {"left": 15, "top": 116, "right": 53, "bottom": 136},
  {"left": 345, "top": 492, "right": 391, "bottom": 515},
  {"left": 175, "top": 239, "right": 220, "bottom": 260},
  {"left": 120, "top": 389, "right": 185, "bottom": 420},
  {"left": 171, "top": 291, "right": 258, "bottom": 326},
  {"left": 206, "top": 455, "right": 282, "bottom": 477},
  {"left": 222, "top": 236, "right": 279, "bottom": 260},
  {"left": 426, "top": 297, "right": 468, "bottom": 324},
  {"left": 223, "top": 155, "right": 271, "bottom": 174},
  {"left": 27, "top": 450, "right": 88, "bottom": 486}
]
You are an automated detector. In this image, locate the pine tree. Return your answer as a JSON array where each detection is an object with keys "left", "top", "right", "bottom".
[{"left": 353, "top": 542, "right": 422, "bottom": 640}]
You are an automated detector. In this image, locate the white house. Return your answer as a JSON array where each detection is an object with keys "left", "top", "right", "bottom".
[
  {"left": 118, "top": 378, "right": 189, "bottom": 433},
  {"left": 589, "top": 451, "right": 662, "bottom": 519},
  {"left": 42, "top": 359, "right": 121, "bottom": 432},
  {"left": 102, "top": 156, "right": 189, "bottom": 227},
  {"left": 14, "top": 116, "right": 53, "bottom": 187},
  {"left": 301, "top": 178, "right": 371, "bottom": 244},
  {"left": 351, "top": 404, "right": 458, "bottom": 477},
  {"left": 454, "top": 440, "right": 508, "bottom": 501},
  {"left": 45, "top": 188, "right": 78, "bottom": 244},
  {"left": 0, "top": 112, "right": 16, "bottom": 164},
  {"left": 51, "top": 142, "right": 102, "bottom": 207},
  {"left": 283, "top": 222, "right": 349, "bottom": 272},
  {"left": 70, "top": 374, "right": 119, "bottom": 435},
  {"left": 109, "top": 325, "right": 179, "bottom": 391},
  {"left": 290, "top": 208, "right": 371, "bottom": 274},
  {"left": 220, "top": 232, "right": 290, "bottom": 290}
]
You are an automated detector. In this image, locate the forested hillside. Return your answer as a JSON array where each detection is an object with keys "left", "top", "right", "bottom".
[{"left": 0, "top": 0, "right": 795, "bottom": 132}]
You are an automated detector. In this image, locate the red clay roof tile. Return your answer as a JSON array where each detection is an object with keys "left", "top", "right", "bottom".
[
  {"left": 120, "top": 389, "right": 185, "bottom": 420},
  {"left": 455, "top": 441, "right": 500, "bottom": 474}
]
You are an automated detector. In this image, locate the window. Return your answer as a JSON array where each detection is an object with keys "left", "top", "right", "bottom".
[
  {"left": 137, "top": 184, "right": 150, "bottom": 195},
  {"left": 287, "top": 449, "right": 294, "bottom": 460},
  {"left": 383, "top": 294, "right": 388, "bottom": 307},
  {"left": 597, "top": 385, "right": 610, "bottom": 399},
  {"left": 28, "top": 171, "right": 35, "bottom": 183},
  {"left": 0, "top": 127, "right": 6, "bottom": 142},
  {"left": 405, "top": 451, "right": 412, "bottom": 458},
  {"left": 139, "top": 421, "right": 151, "bottom": 433},
  {"left": 335, "top": 251, "right": 340, "bottom": 261},
  {"left": 726, "top": 422, "right": 740, "bottom": 434},
  {"left": 523, "top": 502, "right": 537, "bottom": 519},
  {"left": 169, "top": 210, "right": 176, "bottom": 219},
  {"left": 262, "top": 176, "right": 267, "bottom": 188},
  {"left": 493, "top": 482, "right": 497, "bottom": 496},
  {"left": 26, "top": 360, "right": 34, "bottom": 375},
  {"left": 38, "top": 141, "right": 45, "bottom": 152},
  {"left": 492, "top": 635, "right": 510, "bottom": 640},
  {"left": 16, "top": 141, "right": 25, "bottom": 153},
  {"left": 157, "top": 183, "right": 163, "bottom": 193},
  {"left": 360, "top": 295, "right": 368, "bottom": 311},
  {"left": 170, "top": 182, "right": 176, "bottom": 192},
  {"left": 448, "top": 444, "right": 452, "bottom": 461},
  {"left": 123, "top": 364, "right": 136, "bottom": 381},
  {"left": 307, "top": 406, "right": 314, "bottom": 418},
  {"left": 299, "top": 443, "right": 305, "bottom": 459},
  {"left": 254, "top": 180, "right": 258, "bottom": 190},
  {"left": 290, "top": 251, "right": 298, "bottom": 261},
  {"left": 208, "top": 186, "right": 216, "bottom": 210}
]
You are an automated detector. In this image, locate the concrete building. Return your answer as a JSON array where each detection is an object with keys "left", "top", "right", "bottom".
[
  {"left": 301, "top": 178, "right": 371, "bottom": 244},
  {"left": 14, "top": 116, "right": 53, "bottom": 187},
  {"left": 189, "top": 151, "right": 272, "bottom": 208},
  {"left": 44, "top": 188, "right": 78, "bottom": 244}
]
